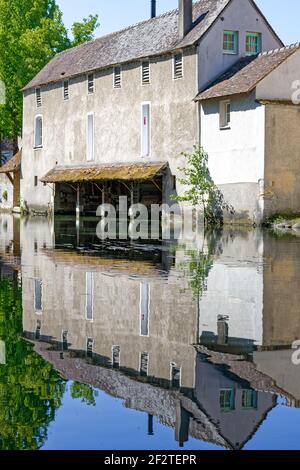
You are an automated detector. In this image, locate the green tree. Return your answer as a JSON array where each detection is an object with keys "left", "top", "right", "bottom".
[
  {"left": 0, "top": 272, "right": 66, "bottom": 449},
  {"left": 71, "top": 381, "right": 96, "bottom": 406},
  {"left": 72, "top": 14, "right": 100, "bottom": 46},
  {"left": 174, "top": 146, "right": 234, "bottom": 226},
  {"left": 0, "top": 0, "right": 99, "bottom": 151}
]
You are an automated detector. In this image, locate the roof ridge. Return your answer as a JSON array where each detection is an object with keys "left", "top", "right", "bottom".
[
  {"left": 258, "top": 42, "right": 300, "bottom": 57},
  {"left": 56, "top": 1, "right": 204, "bottom": 58},
  {"left": 56, "top": 4, "right": 185, "bottom": 58}
]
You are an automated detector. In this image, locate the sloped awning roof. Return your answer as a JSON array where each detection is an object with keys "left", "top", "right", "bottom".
[
  {"left": 0, "top": 149, "right": 22, "bottom": 174},
  {"left": 41, "top": 162, "right": 167, "bottom": 184}
]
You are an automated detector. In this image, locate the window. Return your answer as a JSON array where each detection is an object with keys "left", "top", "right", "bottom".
[
  {"left": 85, "top": 272, "right": 94, "bottom": 321},
  {"left": 34, "top": 176, "right": 38, "bottom": 187},
  {"left": 86, "top": 113, "right": 94, "bottom": 161},
  {"left": 223, "top": 31, "right": 238, "bottom": 54},
  {"left": 170, "top": 363, "right": 181, "bottom": 389},
  {"left": 142, "top": 61, "right": 150, "bottom": 84},
  {"left": 242, "top": 390, "right": 258, "bottom": 409},
  {"left": 36, "top": 88, "right": 42, "bottom": 107},
  {"left": 62, "top": 330, "right": 68, "bottom": 351},
  {"left": 112, "top": 345, "right": 120, "bottom": 369},
  {"left": 173, "top": 53, "right": 183, "bottom": 79},
  {"left": 63, "top": 80, "right": 69, "bottom": 100},
  {"left": 34, "top": 115, "right": 43, "bottom": 148},
  {"left": 34, "top": 279, "right": 43, "bottom": 312},
  {"left": 88, "top": 73, "right": 94, "bottom": 94},
  {"left": 246, "top": 32, "right": 261, "bottom": 55},
  {"left": 35, "top": 320, "right": 41, "bottom": 340},
  {"left": 219, "top": 100, "right": 231, "bottom": 129},
  {"left": 141, "top": 103, "right": 151, "bottom": 157},
  {"left": 140, "top": 283, "right": 150, "bottom": 336},
  {"left": 86, "top": 337, "right": 94, "bottom": 358},
  {"left": 113, "top": 66, "right": 122, "bottom": 88},
  {"left": 140, "top": 352, "right": 149, "bottom": 377},
  {"left": 220, "top": 389, "right": 235, "bottom": 412}
]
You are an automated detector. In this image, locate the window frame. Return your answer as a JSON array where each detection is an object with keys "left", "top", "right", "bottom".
[
  {"left": 36, "top": 87, "right": 42, "bottom": 108},
  {"left": 141, "top": 102, "right": 151, "bottom": 158},
  {"left": 223, "top": 30, "right": 239, "bottom": 55},
  {"left": 34, "top": 279, "right": 43, "bottom": 313},
  {"left": 170, "top": 362, "right": 182, "bottom": 389},
  {"left": 219, "top": 100, "right": 231, "bottom": 129},
  {"left": 139, "top": 282, "right": 150, "bottom": 337},
  {"left": 220, "top": 388, "right": 235, "bottom": 412},
  {"left": 63, "top": 79, "right": 70, "bottom": 100},
  {"left": 173, "top": 52, "right": 184, "bottom": 80},
  {"left": 34, "top": 114, "right": 43, "bottom": 149},
  {"left": 86, "top": 112, "right": 95, "bottom": 162},
  {"left": 113, "top": 66, "right": 122, "bottom": 89},
  {"left": 245, "top": 32, "right": 262, "bottom": 55},
  {"left": 85, "top": 272, "right": 94, "bottom": 321},
  {"left": 141, "top": 60, "right": 151, "bottom": 85},
  {"left": 87, "top": 73, "right": 95, "bottom": 94}
]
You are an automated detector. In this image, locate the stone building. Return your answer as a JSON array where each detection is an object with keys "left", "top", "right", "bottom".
[
  {"left": 20, "top": 0, "right": 283, "bottom": 221},
  {"left": 198, "top": 43, "right": 300, "bottom": 224}
]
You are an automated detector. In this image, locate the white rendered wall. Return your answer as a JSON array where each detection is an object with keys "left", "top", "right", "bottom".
[{"left": 197, "top": 0, "right": 283, "bottom": 91}]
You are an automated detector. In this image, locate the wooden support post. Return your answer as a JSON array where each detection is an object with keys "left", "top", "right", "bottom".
[{"left": 5, "top": 172, "right": 13, "bottom": 185}]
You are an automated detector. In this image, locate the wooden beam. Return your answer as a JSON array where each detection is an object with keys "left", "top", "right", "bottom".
[
  {"left": 120, "top": 181, "right": 131, "bottom": 193},
  {"left": 5, "top": 172, "right": 13, "bottom": 185},
  {"left": 151, "top": 179, "right": 162, "bottom": 193}
]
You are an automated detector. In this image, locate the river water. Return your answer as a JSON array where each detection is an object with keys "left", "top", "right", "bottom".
[{"left": 0, "top": 214, "right": 300, "bottom": 450}]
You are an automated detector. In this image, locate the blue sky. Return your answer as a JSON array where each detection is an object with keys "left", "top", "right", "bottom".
[{"left": 57, "top": 0, "right": 299, "bottom": 45}]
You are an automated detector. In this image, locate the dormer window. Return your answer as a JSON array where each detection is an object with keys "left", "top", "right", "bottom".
[
  {"left": 246, "top": 32, "right": 261, "bottom": 55},
  {"left": 223, "top": 31, "right": 238, "bottom": 54}
]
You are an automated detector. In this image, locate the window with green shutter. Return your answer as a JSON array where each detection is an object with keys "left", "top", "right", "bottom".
[
  {"left": 246, "top": 32, "right": 262, "bottom": 55},
  {"left": 242, "top": 390, "right": 258, "bottom": 409},
  {"left": 220, "top": 389, "right": 235, "bottom": 412},
  {"left": 223, "top": 31, "right": 238, "bottom": 54}
]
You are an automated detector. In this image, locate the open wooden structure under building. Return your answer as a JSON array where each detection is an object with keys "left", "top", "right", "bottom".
[{"left": 41, "top": 161, "right": 167, "bottom": 216}]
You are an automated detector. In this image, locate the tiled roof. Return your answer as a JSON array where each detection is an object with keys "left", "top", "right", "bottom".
[
  {"left": 23, "top": 0, "right": 235, "bottom": 91},
  {"left": 0, "top": 150, "right": 22, "bottom": 174},
  {"left": 196, "top": 43, "right": 300, "bottom": 101},
  {"left": 40, "top": 162, "right": 167, "bottom": 183}
]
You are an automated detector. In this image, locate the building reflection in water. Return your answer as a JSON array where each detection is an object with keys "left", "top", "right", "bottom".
[{"left": 1, "top": 215, "right": 300, "bottom": 449}]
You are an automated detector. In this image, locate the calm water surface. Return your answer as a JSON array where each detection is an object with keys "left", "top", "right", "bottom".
[{"left": 0, "top": 215, "right": 300, "bottom": 450}]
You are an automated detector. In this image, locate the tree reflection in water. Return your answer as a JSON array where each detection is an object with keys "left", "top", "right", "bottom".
[{"left": 0, "top": 273, "right": 66, "bottom": 450}]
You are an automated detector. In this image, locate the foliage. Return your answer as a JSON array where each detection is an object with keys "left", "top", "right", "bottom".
[
  {"left": 181, "top": 229, "right": 222, "bottom": 299},
  {"left": 0, "top": 272, "right": 66, "bottom": 449},
  {"left": 174, "top": 146, "right": 234, "bottom": 226},
  {"left": 2, "top": 190, "right": 7, "bottom": 201},
  {"left": 0, "top": 0, "right": 99, "bottom": 143},
  {"left": 72, "top": 15, "right": 100, "bottom": 47},
  {"left": 70, "top": 381, "right": 96, "bottom": 406}
]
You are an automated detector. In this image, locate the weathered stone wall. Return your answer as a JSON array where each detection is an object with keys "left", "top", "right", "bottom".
[
  {"left": 22, "top": 48, "right": 198, "bottom": 212},
  {"left": 264, "top": 103, "right": 300, "bottom": 218}
]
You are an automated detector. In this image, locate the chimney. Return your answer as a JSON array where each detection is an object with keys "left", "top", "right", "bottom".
[
  {"left": 151, "top": 0, "right": 156, "bottom": 18},
  {"left": 178, "top": 0, "right": 193, "bottom": 39}
]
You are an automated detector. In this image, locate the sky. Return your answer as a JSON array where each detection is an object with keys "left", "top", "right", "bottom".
[{"left": 57, "top": 0, "right": 300, "bottom": 46}]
